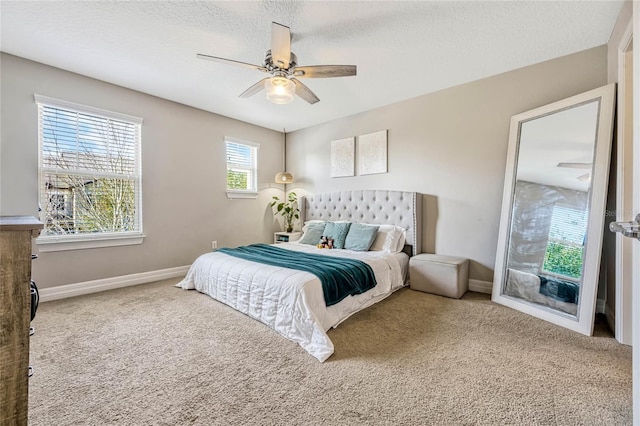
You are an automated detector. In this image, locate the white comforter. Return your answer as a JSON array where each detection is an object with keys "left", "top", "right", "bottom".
[{"left": 176, "top": 243, "right": 407, "bottom": 361}]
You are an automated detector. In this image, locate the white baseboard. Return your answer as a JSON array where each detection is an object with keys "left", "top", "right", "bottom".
[
  {"left": 596, "top": 298, "right": 606, "bottom": 315},
  {"left": 468, "top": 279, "right": 493, "bottom": 294},
  {"left": 39, "top": 265, "right": 190, "bottom": 302}
]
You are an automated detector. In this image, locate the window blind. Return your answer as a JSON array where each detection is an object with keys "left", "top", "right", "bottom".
[
  {"left": 547, "top": 205, "right": 588, "bottom": 246},
  {"left": 36, "top": 96, "right": 142, "bottom": 237},
  {"left": 226, "top": 139, "right": 258, "bottom": 192}
]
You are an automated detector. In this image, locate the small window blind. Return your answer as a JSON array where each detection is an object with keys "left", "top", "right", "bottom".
[
  {"left": 542, "top": 204, "right": 588, "bottom": 280},
  {"left": 547, "top": 205, "right": 588, "bottom": 246},
  {"left": 226, "top": 138, "right": 258, "bottom": 192},
  {"left": 36, "top": 95, "right": 143, "bottom": 238}
]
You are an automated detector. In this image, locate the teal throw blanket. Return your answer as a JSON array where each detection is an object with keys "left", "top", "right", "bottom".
[{"left": 217, "top": 244, "right": 377, "bottom": 306}]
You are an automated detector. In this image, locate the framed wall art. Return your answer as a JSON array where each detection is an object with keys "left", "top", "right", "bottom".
[
  {"left": 330, "top": 137, "right": 355, "bottom": 178},
  {"left": 358, "top": 130, "right": 387, "bottom": 175}
]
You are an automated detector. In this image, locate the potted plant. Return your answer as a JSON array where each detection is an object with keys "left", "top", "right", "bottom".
[{"left": 270, "top": 192, "right": 300, "bottom": 233}]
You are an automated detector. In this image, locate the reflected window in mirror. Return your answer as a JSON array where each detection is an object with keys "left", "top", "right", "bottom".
[{"left": 541, "top": 204, "right": 588, "bottom": 281}]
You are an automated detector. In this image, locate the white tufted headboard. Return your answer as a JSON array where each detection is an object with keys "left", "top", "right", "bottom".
[{"left": 300, "top": 190, "right": 422, "bottom": 256}]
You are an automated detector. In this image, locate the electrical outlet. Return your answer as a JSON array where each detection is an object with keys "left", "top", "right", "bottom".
[{"left": 211, "top": 240, "right": 217, "bottom": 250}]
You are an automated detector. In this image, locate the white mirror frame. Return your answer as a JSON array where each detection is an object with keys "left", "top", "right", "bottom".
[{"left": 492, "top": 83, "right": 616, "bottom": 335}]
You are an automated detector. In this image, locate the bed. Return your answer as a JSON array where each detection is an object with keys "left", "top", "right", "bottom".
[
  {"left": 177, "top": 190, "right": 422, "bottom": 361},
  {"left": 504, "top": 268, "right": 578, "bottom": 315}
]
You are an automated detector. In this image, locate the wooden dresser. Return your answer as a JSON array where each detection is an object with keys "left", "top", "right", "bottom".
[{"left": 0, "top": 216, "right": 43, "bottom": 426}]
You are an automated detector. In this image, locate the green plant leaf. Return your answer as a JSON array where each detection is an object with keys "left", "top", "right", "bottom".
[{"left": 269, "top": 192, "right": 300, "bottom": 230}]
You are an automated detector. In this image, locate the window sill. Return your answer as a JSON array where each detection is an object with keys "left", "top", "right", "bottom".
[
  {"left": 36, "top": 233, "right": 145, "bottom": 252},
  {"left": 226, "top": 190, "right": 258, "bottom": 199}
]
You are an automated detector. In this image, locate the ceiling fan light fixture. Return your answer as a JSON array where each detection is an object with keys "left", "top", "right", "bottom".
[
  {"left": 265, "top": 76, "right": 295, "bottom": 104},
  {"left": 198, "top": 23, "right": 356, "bottom": 105}
]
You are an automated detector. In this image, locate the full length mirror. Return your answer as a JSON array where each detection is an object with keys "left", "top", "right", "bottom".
[{"left": 492, "top": 84, "right": 616, "bottom": 335}]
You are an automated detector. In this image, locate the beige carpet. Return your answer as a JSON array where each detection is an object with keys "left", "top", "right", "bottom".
[{"left": 28, "top": 278, "right": 632, "bottom": 425}]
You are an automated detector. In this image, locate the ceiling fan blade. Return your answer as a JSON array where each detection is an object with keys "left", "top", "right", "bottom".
[
  {"left": 557, "top": 162, "right": 592, "bottom": 169},
  {"left": 577, "top": 173, "right": 591, "bottom": 182},
  {"left": 271, "top": 22, "right": 291, "bottom": 69},
  {"left": 293, "top": 65, "right": 357, "bottom": 78},
  {"left": 196, "top": 54, "right": 268, "bottom": 73},
  {"left": 291, "top": 78, "right": 320, "bottom": 104},
  {"left": 239, "top": 78, "right": 270, "bottom": 98}
]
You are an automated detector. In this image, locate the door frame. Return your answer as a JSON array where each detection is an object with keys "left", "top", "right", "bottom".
[
  {"left": 614, "top": 18, "right": 633, "bottom": 346},
  {"left": 632, "top": 2, "right": 639, "bottom": 423}
]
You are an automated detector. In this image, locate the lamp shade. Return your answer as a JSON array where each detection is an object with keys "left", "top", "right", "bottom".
[
  {"left": 275, "top": 171, "right": 294, "bottom": 184},
  {"left": 275, "top": 128, "right": 294, "bottom": 184},
  {"left": 265, "top": 76, "right": 295, "bottom": 104}
]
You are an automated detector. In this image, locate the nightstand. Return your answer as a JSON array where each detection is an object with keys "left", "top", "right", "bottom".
[{"left": 274, "top": 232, "right": 302, "bottom": 244}]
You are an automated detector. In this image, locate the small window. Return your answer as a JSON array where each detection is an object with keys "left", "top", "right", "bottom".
[
  {"left": 35, "top": 95, "right": 143, "bottom": 250},
  {"left": 541, "top": 204, "right": 588, "bottom": 281},
  {"left": 225, "top": 137, "right": 259, "bottom": 198}
]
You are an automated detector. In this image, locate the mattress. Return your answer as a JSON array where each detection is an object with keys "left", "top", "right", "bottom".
[{"left": 176, "top": 242, "right": 408, "bottom": 361}]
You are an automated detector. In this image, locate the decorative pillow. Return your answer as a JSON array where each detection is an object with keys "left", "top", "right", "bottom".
[
  {"left": 323, "top": 222, "right": 351, "bottom": 249},
  {"left": 369, "top": 225, "right": 406, "bottom": 253},
  {"left": 344, "top": 223, "right": 380, "bottom": 251},
  {"left": 382, "top": 227, "right": 406, "bottom": 252},
  {"left": 298, "top": 222, "right": 326, "bottom": 245},
  {"left": 393, "top": 228, "right": 407, "bottom": 252},
  {"left": 302, "top": 220, "right": 325, "bottom": 234},
  {"left": 369, "top": 225, "right": 396, "bottom": 251}
]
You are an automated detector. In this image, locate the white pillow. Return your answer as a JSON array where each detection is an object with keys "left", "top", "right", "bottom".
[
  {"left": 369, "top": 225, "right": 406, "bottom": 253},
  {"left": 369, "top": 225, "right": 395, "bottom": 251},
  {"left": 394, "top": 227, "right": 407, "bottom": 252},
  {"left": 383, "top": 227, "right": 406, "bottom": 252}
]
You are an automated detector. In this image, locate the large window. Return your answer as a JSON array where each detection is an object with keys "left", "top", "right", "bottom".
[
  {"left": 225, "top": 137, "right": 259, "bottom": 198},
  {"left": 541, "top": 204, "right": 588, "bottom": 280},
  {"left": 36, "top": 95, "right": 143, "bottom": 250}
]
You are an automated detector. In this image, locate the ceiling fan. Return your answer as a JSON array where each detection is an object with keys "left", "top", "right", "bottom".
[
  {"left": 197, "top": 22, "right": 356, "bottom": 105},
  {"left": 556, "top": 162, "right": 592, "bottom": 169},
  {"left": 557, "top": 162, "right": 592, "bottom": 182}
]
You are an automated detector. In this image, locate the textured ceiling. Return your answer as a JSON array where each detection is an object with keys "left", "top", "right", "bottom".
[{"left": 0, "top": 1, "right": 624, "bottom": 132}]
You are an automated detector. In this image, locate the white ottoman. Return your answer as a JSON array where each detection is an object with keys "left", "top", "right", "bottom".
[{"left": 409, "top": 254, "right": 469, "bottom": 299}]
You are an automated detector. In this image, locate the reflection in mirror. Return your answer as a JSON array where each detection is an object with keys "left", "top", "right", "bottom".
[
  {"left": 492, "top": 84, "right": 616, "bottom": 335},
  {"left": 504, "top": 101, "right": 599, "bottom": 316}
]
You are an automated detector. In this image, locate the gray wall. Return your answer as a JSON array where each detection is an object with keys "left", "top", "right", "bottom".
[
  {"left": 1, "top": 53, "right": 284, "bottom": 288},
  {"left": 285, "top": 46, "right": 608, "bottom": 282},
  {"left": 0, "top": 45, "right": 609, "bottom": 288}
]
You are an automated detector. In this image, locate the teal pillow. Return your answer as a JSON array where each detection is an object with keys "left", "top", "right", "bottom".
[
  {"left": 299, "top": 222, "right": 326, "bottom": 245},
  {"left": 323, "top": 222, "right": 351, "bottom": 249},
  {"left": 344, "top": 223, "right": 380, "bottom": 251}
]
